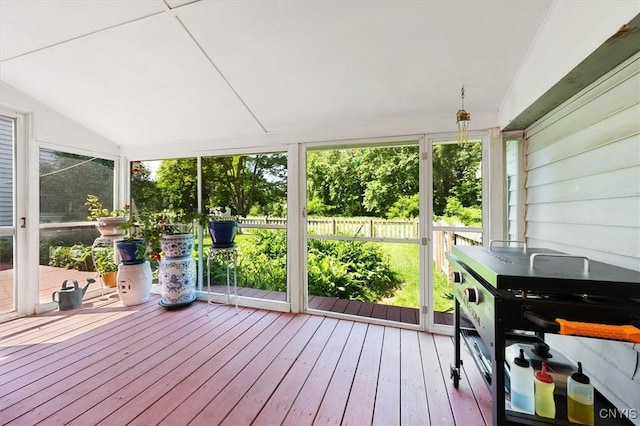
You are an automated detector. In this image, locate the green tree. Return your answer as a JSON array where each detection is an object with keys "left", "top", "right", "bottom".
[
  {"left": 154, "top": 158, "right": 198, "bottom": 213},
  {"left": 202, "top": 154, "right": 287, "bottom": 217},
  {"left": 432, "top": 142, "right": 482, "bottom": 217},
  {"left": 130, "top": 162, "right": 163, "bottom": 214},
  {"left": 144, "top": 154, "right": 287, "bottom": 218},
  {"left": 360, "top": 145, "right": 419, "bottom": 217},
  {"left": 307, "top": 150, "right": 366, "bottom": 217},
  {"left": 306, "top": 145, "right": 418, "bottom": 218}
]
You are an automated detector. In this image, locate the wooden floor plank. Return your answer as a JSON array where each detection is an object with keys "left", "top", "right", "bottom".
[
  {"left": 418, "top": 332, "right": 456, "bottom": 425},
  {"left": 313, "top": 321, "right": 368, "bottom": 425},
  {"left": 370, "top": 303, "right": 388, "bottom": 320},
  {"left": 158, "top": 314, "right": 311, "bottom": 425},
  {"left": 372, "top": 327, "right": 401, "bottom": 426},
  {"left": 225, "top": 317, "right": 339, "bottom": 425},
  {"left": 59, "top": 305, "right": 247, "bottom": 426},
  {"left": 128, "top": 311, "right": 295, "bottom": 426},
  {"left": 1, "top": 299, "right": 208, "bottom": 425},
  {"left": 342, "top": 324, "right": 384, "bottom": 425},
  {"left": 433, "top": 333, "right": 489, "bottom": 426},
  {"left": 400, "top": 328, "right": 430, "bottom": 424},
  {"left": 358, "top": 302, "right": 375, "bottom": 317},
  {"left": 282, "top": 319, "right": 354, "bottom": 426},
  {"left": 180, "top": 314, "right": 320, "bottom": 425},
  {"left": 213, "top": 315, "right": 327, "bottom": 425},
  {"left": 0, "top": 296, "right": 491, "bottom": 426},
  {"left": 96, "top": 307, "right": 271, "bottom": 426},
  {"left": 0, "top": 298, "right": 161, "bottom": 390}
]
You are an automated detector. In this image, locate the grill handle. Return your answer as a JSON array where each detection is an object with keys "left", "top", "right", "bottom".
[
  {"left": 529, "top": 253, "right": 590, "bottom": 272},
  {"left": 489, "top": 239, "right": 526, "bottom": 252},
  {"left": 523, "top": 310, "right": 560, "bottom": 332},
  {"left": 523, "top": 311, "right": 640, "bottom": 343}
]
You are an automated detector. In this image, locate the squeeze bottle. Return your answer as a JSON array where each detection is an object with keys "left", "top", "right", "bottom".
[
  {"left": 510, "top": 348, "right": 535, "bottom": 415},
  {"left": 567, "top": 362, "right": 594, "bottom": 425},
  {"left": 534, "top": 362, "right": 556, "bottom": 418}
]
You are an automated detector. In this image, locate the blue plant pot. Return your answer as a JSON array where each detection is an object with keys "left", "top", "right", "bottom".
[
  {"left": 208, "top": 221, "right": 238, "bottom": 248},
  {"left": 116, "top": 239, "right": 146, "bottom": 265}
]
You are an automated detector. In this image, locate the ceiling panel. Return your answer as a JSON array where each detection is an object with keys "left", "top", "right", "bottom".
[
  {"left": 0, "top": 12, "right": 264, "bottom": 145},
  {"left": 0, "top": 0, "right": 165, "bottom": 61},
  {"left": 176, "top": 0, "right": 553, "bottom": 133},
  {"left": 0, "top": 0, "right": 555, "bottom": 147}
]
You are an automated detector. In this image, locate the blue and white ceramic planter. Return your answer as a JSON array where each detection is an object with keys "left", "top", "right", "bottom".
[
  {"left": 159, "top": 234, "right": 197, "bottom": 307},
  {"left": 160, "top": 233, "right": 195, "bottom": 258},
  {"left": 115, "top": 239, "right": 146, "bottom": 265}
]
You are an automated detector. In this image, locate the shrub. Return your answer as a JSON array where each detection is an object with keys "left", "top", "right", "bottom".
[
  {"left": 208, "top": 230, "right": 401, "bottom": 302},
  {"left": 49, "top": 244, "right": 94, "bottom": 271},
  {"left": 237, "top": 229, "right": 287, "bottom": 291},
  {"left": 307, "top": 238, "right": 401, "bottom": 302},
  {"left": 443, "top": 197, "right": 482, "bottom": 226}
]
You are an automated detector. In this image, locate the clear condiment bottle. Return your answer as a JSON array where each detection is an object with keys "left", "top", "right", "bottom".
[
  {"left": 567, "top": 362, "right": 594, "bottom": 425},
  {"left": 534, "top": 361, "right": 556, "bottom": 419},
  {"left": 510, "top": 348, "right": 535, "bottom": 415}
]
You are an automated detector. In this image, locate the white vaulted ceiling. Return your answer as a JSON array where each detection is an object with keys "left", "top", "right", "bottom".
[{"left": 1, "top": 0, "right": 556, "bottom": 147}]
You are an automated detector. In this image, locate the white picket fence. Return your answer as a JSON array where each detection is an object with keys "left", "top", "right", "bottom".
[{"left": 242, "top": 216, "right": 420, "bottom": 239}]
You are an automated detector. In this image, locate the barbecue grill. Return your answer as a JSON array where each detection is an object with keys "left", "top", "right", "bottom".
[{"left": 446, "top": 241, "right": 640, "bottom": 425}]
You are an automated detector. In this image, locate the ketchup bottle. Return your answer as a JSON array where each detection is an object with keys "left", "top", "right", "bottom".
[{"left": 534, "top": 362, "right": 556, "bottom": 419}]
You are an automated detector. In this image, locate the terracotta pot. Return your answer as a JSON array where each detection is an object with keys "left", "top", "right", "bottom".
[
  {"left": 95, "top": 217, "right": 126, "bottom": 237},
  {"left": 102, "top": 271, "right": 117, "bottom": 288}
]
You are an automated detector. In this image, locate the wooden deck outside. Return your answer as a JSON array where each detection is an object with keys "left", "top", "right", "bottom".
[
  {"left": 0, "top": 294, "right": 491, "bottom": 425},
  {"left": 208, "top": 284, "right": 454, "bottom": 326}
]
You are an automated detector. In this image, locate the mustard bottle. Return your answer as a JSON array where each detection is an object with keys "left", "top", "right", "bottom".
[{"left": 567, "top": 362, "right": 594, "bottom": 425}]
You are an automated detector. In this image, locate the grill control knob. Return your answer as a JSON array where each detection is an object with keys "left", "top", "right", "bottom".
[
  {"left": 464, "top": 287, "right": 480, "bottom": 304},
  {"left": 452, "top": 271, "right": 464, "bottom": 283}
]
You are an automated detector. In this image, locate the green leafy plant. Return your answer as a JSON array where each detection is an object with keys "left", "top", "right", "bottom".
[
  {"left": 93, "top": 246, "right": 118, "bottom": 273},
  {"left": 85, "top": 194, "right": 128, "bottom": 221},
  {"left": 307, "top": 238, "right": 401, "bottom": 302},
  {"left": 206, "top": 206, "right": 240, "bottom": 223},
  {"left": 49, "top": 244, "right": 93, "bottom": 271}
]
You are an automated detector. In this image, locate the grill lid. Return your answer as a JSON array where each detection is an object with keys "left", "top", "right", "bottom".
[{"left": 451, "top": 246, "right": 640, "bottom": 298}]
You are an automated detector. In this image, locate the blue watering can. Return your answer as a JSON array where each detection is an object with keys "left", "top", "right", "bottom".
[{"left": 52, "top": 278, "right": 95, "bottom": 311}]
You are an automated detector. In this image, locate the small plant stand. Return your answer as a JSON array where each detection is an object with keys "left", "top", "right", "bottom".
[{"left": 206, "top": 245, "right": 238, "bottom": 315}]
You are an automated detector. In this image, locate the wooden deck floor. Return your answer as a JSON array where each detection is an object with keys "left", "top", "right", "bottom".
[
  {"left": 0, "top": 294, "right": 491, "bottom": 426},
  {"left": 2, "top": 267, "right": 452, "bottom": 326},
  {"left": 0, "top": 266, "right": 100, "bottom": 314}
]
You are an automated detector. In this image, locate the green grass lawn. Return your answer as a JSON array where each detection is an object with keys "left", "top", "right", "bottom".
[{"left": 379, "top": 243, "right": 454, "bottom": 312}]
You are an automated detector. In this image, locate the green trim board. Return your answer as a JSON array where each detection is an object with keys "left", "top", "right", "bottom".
[{"left": 503, "top": 13, "right": 640, "bottom": 131}]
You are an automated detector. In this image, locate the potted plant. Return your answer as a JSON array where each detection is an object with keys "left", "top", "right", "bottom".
[
  {"left": 115, "top": 208, "right": 148, "bottom": 265},
  {"left": 114, "top": 206, "right": 153, "bottom": 306},
  {"left": 85, "top": 195, "right": 127, "bottom": 237},
  {"left": 207, "top": 207, "right": 239, "bottom": 248},
  {"left": 93, "top": 246, "right": 118, "bottom": 288}
]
